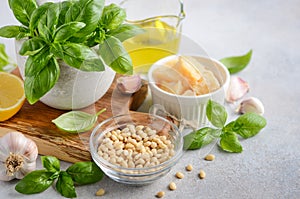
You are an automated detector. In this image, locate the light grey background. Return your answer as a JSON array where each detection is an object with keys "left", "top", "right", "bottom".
[{"left": 1, "top": 0, "right": 299, "bottom": 198}]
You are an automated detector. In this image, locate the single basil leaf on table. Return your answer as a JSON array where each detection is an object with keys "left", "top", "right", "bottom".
[
  {"left": 54, "top": 22, "right": 86, "bottom": 42},
  {"left": 101, "top": 3, "right": 126, "bottom": 30},
  {"left": 66, "top": 161, "right": 104, "bottom": 185},
  {"left": 98, "top": 36, "right": 133, "bottom": 74},
  {"left": 220, "top": 131, "right": 243, "bottom": 153},
  {"left": 15, "top": 170, "right": 55, "bottom": 194},
  {"left": 108, "top": 24, "right": 145, "bottom": 42},
  {"left": 232, "top": 112, "right": 267, "bottom": 138},
  {"left": 9, "top": 0, "right": 37, "bottom": 27},
  {"left": 19, "top": 37, "right": 46, "bottom": 56},
  {"left": 41, "top": 156, "right": 60, "bottom": 172},
  {"left": 56, "top": 171, "right": 77, "bottom": 198},
  {"left": 0, "top": 26, "right": 30, "bottom": 39},
  {"left": 25, "top": 57, "right": 60, "bottom": 104},
  {"left": 61, "top": 43, "right": 105, "bottom": 71},
  {"left": 206, "top": 99, "right": 227, "bottom": 128},
  {"left": 219, "top": 50, "right": 252, "bottom": 74},
  {"left": 183, "top": 127, "right": 221, "bottom": 150},
  {"left": 52, "top": 109, "right": 105, "bottom": 133},
  {"left": 65, "top": 0, "right": 105, "bottom": 39}
]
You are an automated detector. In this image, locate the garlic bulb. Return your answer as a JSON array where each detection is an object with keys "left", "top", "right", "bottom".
[
  {"left": 0, "top": 132, "right": 38, "bottom": 181},
  {"left": 117, "top": 75, "right": 142, "bottom": 94},
  {"left": 226, "top": 76, "right": 250, "bottom": 103},
  {"left": 236, "top": 97, "right": 265, "bottom": 115}
]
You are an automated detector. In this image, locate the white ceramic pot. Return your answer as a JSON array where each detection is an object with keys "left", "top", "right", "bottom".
[{"left": 15, "top": 40, "right": 116, "bottom": 110}]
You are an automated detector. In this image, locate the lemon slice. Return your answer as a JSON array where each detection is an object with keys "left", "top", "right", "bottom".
[{"left": 0, "top": 72, "right": 25, "bottom": 121}]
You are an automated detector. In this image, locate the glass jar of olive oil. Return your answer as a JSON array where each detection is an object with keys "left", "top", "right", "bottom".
[{"left": 120, "top": 0, "right": 185, "bottom": 74}]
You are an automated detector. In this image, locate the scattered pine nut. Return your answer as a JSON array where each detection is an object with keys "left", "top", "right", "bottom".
[
  {"left": 156, "top": 191, "right": 165, "bottom": 198},
  {"left": 205, "top": 154, "right": 215, "bottom": 161},
  {"left": 169, "top": 182, "right": 177, "bottom": 191},
  {"left": 175, "top": 172, "right": 184, "bottom": 179},
  {"left": 95, "top": 188, "right": 105, "bottom": 196},
  {"left": 186, "top": 164, "right": 193, "bottom": 171},
  {"left": 199, "top": 170, "right": 206, "bottom": 179}
]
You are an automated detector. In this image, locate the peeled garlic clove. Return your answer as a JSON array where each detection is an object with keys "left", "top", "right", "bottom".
[
  {"left": 0, "top": 131, "right": 38, "bottom": 181},
  {"left": 226, "top": 76, "right": 250, "bottom": 103},
  {"left": 117, "top": 75, "right": 142, "bottom": 94},
  {"left": 236, "top": 97, "right": 265, "bottom": 115}
]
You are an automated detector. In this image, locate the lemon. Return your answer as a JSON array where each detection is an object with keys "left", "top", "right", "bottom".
[{"left": 0, "top": 72, "right": 25, "bottom": 121}]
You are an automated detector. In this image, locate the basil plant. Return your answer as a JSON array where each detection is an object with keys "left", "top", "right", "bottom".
[{"left": 0, "top": 0, "right": 142, "bottom": 104}]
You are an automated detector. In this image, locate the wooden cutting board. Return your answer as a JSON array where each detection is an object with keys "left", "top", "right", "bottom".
[{"left": 0, "top": 71, "right": 148, "bottom": 163}]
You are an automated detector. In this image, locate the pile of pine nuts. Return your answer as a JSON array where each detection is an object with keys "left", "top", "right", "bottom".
[{"left": 97, "top": 124, "right": 175, "bottom": 169}]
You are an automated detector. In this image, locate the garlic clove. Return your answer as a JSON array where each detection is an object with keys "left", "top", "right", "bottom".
[
  {"left": 226, "top": 76, "right": 250, "bottom": 103},
  {"left": 236, "top": 97, "right": 265, "bottom": 115},
  {"left": 117, "top": 75, "right": 142, "bottom": 94}
]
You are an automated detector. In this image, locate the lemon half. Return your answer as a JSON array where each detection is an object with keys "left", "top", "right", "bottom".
[{"left": 0, "top": 72, "right": 25, "bottom": 121}]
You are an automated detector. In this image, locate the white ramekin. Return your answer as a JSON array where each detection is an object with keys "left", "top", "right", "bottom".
[{"left": 148, "top": 55, "right": 230, "bottom": 128}]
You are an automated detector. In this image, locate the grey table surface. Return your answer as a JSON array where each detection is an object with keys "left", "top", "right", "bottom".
[{"left": 1, "top": 0, "right": 300, "bottom": 198}]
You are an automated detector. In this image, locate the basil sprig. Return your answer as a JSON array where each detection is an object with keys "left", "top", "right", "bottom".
[
  {"left": 184, "top": 100, "right": 267, "bottom": 152},
  {"left": 220, "top": 50, "right": 252, "bottom": 74},
  {"left": 0, "top": 0, "right": 143, "bottom": 104},
  {"left": 15, "top": 156, "right": 104, "bottom": 198},
  {"left": 52, "top": 108, "right": 106, "bottom": 133}
]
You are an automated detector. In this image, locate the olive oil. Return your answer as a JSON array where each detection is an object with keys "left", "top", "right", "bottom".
[{"left": 123, "top": 19, "right": 181, "bottom": 74}]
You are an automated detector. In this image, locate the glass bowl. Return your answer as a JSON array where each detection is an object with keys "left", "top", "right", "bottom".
[{"left": 90, "top": 112, "right": 183, "bottom": 185}]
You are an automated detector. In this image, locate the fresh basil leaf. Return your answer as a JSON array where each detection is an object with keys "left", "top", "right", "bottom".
[
  {"left": 109, "top": 24, "right": 144, "bottom": 42},
  {"left": 184, "top": 127, "right": 221, "bottom": 150},
  {"left": 233, "top": 112, "right": 267, "bottom": 138},
  {"left": 206, "top": 99, "right": 227, "bottom": 128},
  {"left": 61, "top": 43, "right": 105, "bottom": 71},
  {"left": 54, "top": 22, "right": 86, "bottom": 42},
  {"left": 50, "top": 43, "right": 64, "bottom": 59},
  {"left": 66, "top": 161, "right": 104, "bottom": 185},
  {"left": 98, "top": 36, "right": 133, "bottom": 74},
  {"left": 9, "top": 0, "right": 37, "bottom": 27},
  {"left": 0, "top": 44, "right": 10, "bottom": 71},
  {"left": 222, "top": 121, "right": 236, "bottom": 133},
  {"left": 220, "top": 132, "right": 243, "bottom": 153},
  {"left": 37, "top": 3, "right": 60, "bottom": 42},
  {"left": 52, "top": 111, "right": 97, "bottom": 133},
  {"left": 30, "top": 2, "right": 53, "bottom": 34},
  {"left": 19, "top": 37, "right": 46, "bottom": 56},
  {"left": 0, "top": 25, "right": 29, "bottom": 39},
  {"left": 15, "top": 170, "right": 55, "bottom": 194},
  {"left": 56, "top": 171, "right": 77, "bottom": 198},
  {"left": 65, "top": 0, "right": 104, "bottom": 39},
  {"left": 57, "top": 1, "right": 74, "bottom": 26},
  {"left": 101, "top": 4, "right": 126, "bottom": 30},
  {"left": 25, "top": 57, "right": 60, "bottom": 104},
  {"left": 220, "top": 50, "right": 252, "bottom": 74},
  {"left": 41, "top": 156, "right": 60, "bottom": 172},
  {"left": 24, "top": 47, "right": 52, "bottom": 77}
]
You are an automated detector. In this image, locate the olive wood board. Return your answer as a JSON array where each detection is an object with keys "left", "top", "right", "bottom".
[{"left": 0, "top": 70, "right": 148, "bottom": 163}]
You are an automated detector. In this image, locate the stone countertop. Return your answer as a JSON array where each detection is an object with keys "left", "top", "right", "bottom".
[{"left": 1, "top": 0, "right": 299, "bottom": 198}]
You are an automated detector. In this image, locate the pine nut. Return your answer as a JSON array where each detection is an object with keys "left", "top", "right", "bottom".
[
  {"left": 95, "top": 188, "right": 105, "bottom": 196},
  {"left": 199, "top": 170, "right": 206, "bottom": 179},
  {"left": 205, "top": 154, "right": 215, "bottom": 161},
  {"left": 169, "top": 182, "right": 177, "bottom": 190},
  {"left": 175, "top": 172, "right": 184, "bottom": 179},
  {"left": 156, "top": 191, "right": 165, "bottom": 198},
  {"left": 186, "top": 164, "right": 193, "bottom": 171}
]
